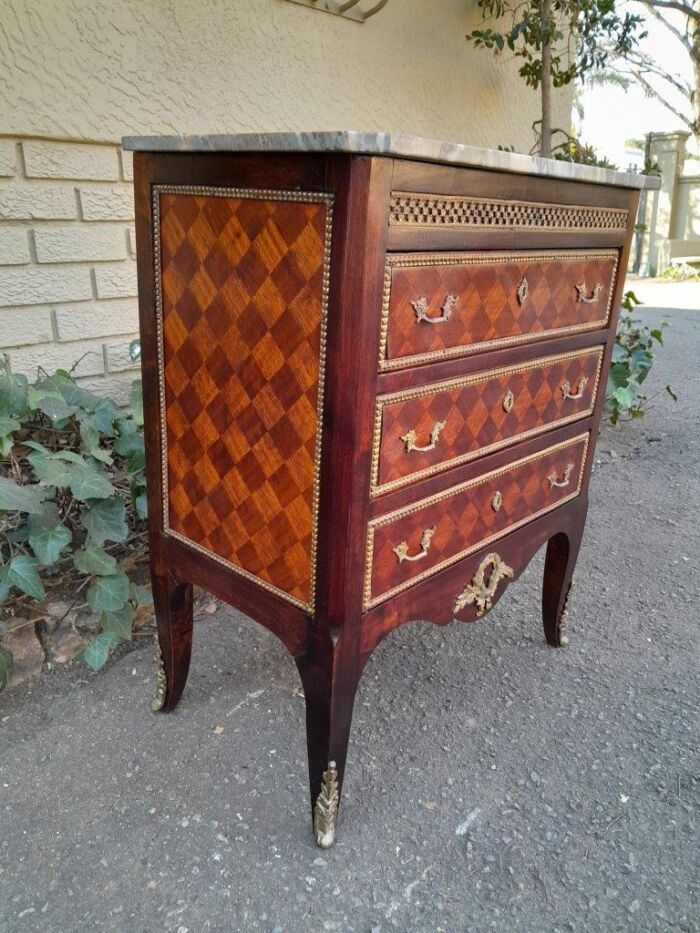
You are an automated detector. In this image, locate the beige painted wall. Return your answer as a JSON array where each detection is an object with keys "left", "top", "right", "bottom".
[{"left": 0, "top": 0, "right": 572, "bottom": 399}]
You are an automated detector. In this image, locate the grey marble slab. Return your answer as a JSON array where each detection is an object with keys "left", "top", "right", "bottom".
[{"left": 122, "top": 130, "right": 660, "bottom": 190}]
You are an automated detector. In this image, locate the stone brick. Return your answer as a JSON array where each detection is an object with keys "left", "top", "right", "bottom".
[
  {"left": 22, "top": 140, "right": 119, "bottom": 181},
  {"left": 34, "top": 225, "right": 127, "bottom": 263},
  {"left": 79, "top": 185, "right": 134, "bottom": 221},
  {"left": 54, "top": 297, "right": 138, "bottom": 341},
  {"left": 0, "top": 265, "right": 93, "bottom": 307},
  {"left": 0, "top": 140, "right": 17, "bottom": 177},
  {"left": 105, "top": 338, "right": 141, "bottom": 372},
  {"left": 78, "top": 371, "right": 134, "bottom": 405},
  {"left": 120, "top": 149, "right": 134, "bottom": 182},
  {"left": 93, "top": 261, "right": 137, "bottom": 298},
  {"left": 0, "top": 182, "right": 77, "bottom": 220},
  {"left": 0, "top": 228, "right": 31, "bottom": 265},
  {"left": 0, "top": 306, "right": 54, "bottom": 348},
  {"left": 8, "top": 338, "right": 106, "bottom": 379}
]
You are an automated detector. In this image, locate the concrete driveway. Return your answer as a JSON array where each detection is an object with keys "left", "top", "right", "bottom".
[{"left": 1, "top": 301, "right": 698, "bottom": 933}]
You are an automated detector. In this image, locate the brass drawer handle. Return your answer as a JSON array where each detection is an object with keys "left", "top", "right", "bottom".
[
  {"left": 454, "top": 552, "right": 514, "bottom": 617},
  {"left": 560, "top": 376, "right": 589, "bottom": 400},
  {"left": 547, "top": 463, "right": 575, "bottom": 488},
  {"left": 411, "top": 294, "right": 458, "bottom": 324},
  {"left": 575, "top": 281, "right": 603, "bottom": 304},
  {"left": 393, "top": 526, "right": 435, "bottom": 564},
  {"left": 401, "top": 419, "right": 446, "bottom": 453},
  {"left": 502, "top": 389, "right": 515, "bottom": 413},
  {"left": 516, "top": 276, "right": 529, "bottom": 305}
]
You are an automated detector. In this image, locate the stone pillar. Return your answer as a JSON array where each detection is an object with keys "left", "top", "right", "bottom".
[{"left": 639, "top": 131, "right": 689, "bottom": 275}]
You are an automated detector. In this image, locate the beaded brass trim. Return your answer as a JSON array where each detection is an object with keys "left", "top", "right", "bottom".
[
  {"left": 389, "top": 191, "right": 629, "bottom": 231},
  {"left": 370, "top": 346, "right": 604, "bottom": 497},
  {"left": 363, "top": 433, "right": 590, "bottom": 610},
  {"left": 377, "top": 249, "right": 619, "bottom": 371},
  {"left": 151, "top": 184, "right": 334, "bottom": 614}
]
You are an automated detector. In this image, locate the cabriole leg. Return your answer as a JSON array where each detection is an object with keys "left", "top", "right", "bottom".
[
  {"left": 542, "top": 523, "right": 583, "bottom": 647},
  {"left": 295, "top": 632, "right": 364, "bottom": 848},
  {"left": 151, "top": 570, "right": 194, "bottom": 712}
]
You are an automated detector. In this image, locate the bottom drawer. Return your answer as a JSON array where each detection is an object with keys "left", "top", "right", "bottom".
[{"left": 364, "top": 432, "right": 589, "bottom": 609}]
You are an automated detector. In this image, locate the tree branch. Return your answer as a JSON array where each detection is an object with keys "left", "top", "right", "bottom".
[
  {"left": 639, "top": 0, "right": 700, "bottom": 24},
  {"left": 633, "top": 70, "right": 695, "bottom": 126},
  {"left": 637, "top": 1, "right": 692, "bottom": 49},
  {"left": 623, "top": 50, "right": 693, "bottom": 96}
]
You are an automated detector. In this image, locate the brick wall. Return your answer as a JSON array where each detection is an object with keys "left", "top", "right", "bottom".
[{"left": 0, "top": 137, "right": 139, "bottom": 403}]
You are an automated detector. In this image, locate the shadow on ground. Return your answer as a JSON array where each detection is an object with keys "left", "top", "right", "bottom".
[{"left": 1, "top": 306, "right": 698, "bottom": 932}]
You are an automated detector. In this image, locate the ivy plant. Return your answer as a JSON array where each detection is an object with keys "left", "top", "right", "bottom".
[
  {"left": 606, "top": 291, "right": 677, "bottom": 424},
  {"left": 0, "top": 360, "right": 149, "bottom": 691}
]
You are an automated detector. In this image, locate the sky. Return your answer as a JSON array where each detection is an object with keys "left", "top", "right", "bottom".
[{"left": 578, "top": 2, "right": 697, "bottom": 168}]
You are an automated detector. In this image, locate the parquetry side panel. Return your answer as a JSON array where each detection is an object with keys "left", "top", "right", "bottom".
[{"left": 154, "top": 186, "right": 333, "bottom": 611}]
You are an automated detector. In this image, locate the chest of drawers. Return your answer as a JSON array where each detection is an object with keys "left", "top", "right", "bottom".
[{"left": 125, "top": 132, "right": 658, "bottom": 848}]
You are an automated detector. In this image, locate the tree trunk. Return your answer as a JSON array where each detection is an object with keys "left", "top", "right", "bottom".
[
  {"left": 691, "top": 19, "right": 700, "bottom": 150},
  {"left": 540, "top": 0, "right": 553, "bottom": 158}
]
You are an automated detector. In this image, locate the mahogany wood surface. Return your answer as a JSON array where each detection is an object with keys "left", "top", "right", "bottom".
[
  {"left": 373, "top": 345, "right": 603, "bottom": 494},
  {"left": 382, "top": 250, "right": 617, "bottom": 369},
  {"left": 132, "top": 148, "right": 640, "bottom": 847},
  {"left": 367, "top": 433, "right": 589, "bottom": 608}
]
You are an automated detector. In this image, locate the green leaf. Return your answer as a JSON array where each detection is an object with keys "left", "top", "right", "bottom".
[
  {"left": 113, "top": 430, "right": 143, "bottom": 457},
  {"left": 129, "top": 582, "right": 152, "bottom": 606},
  {"left": 0, "top": 369, "right": 28, "bottom": 418},
  {"left": 609, "top": 363, "right": 631, "bottom": 390},
  {"left": 73, "top": 546, "right": 117, "bottom": 576},
  {"left": 86, "top": 570, "right": 130, "bottom": 613},
  {"left": 134, "top": 492, "right": 148, "bottom": 520},
  {"left": 0, "top": 476, "right": 49, "bottom": 514},
  {"left": 0, "top": 565, "right": 10, "bottom": 604},
  {"left": 0, "top": 434, "right": 14, "bottom": 458},
  {"left": 613, "top": 385, "right": 635, "bottom": 408},
  {"left": 28, "top": 523, "right": 72, "bottom": 566},
  {"left": 0, "top": 645, "right": 12, "bottom": 693},
  {"left": 80, "top": 497, "right": 128, "bottom": 545},
  {"left": 91, "top": 398, "right": 121, "bottom": 435},
  {"left": 27, "top": 387, "right": 75, "bottom": 422},
  {"left": 69, "top": 466, "right": 115, "bottom": 502},
  {"left": 130, "top": 380, "right": 144, "bottom": 427},
  {"left": 0, "top": 415, "right": 20, "bottom": 437},
  {"left": 101, "top": 603, "right": 135, "bottom": 641},
  {"left": 665, "top": 385, "right": 678, "bottom": 401},
  {"left": 28, "top": 451, "right": 74, "bottom": 488},
  {"left": 6, "top": 554, "right": 45, "bottom": 600},
  {"left": 80, "top": 630, "right": 119, "bottom": 671}
]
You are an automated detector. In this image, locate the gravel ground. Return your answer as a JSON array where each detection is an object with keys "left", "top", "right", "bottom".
[{"left": 1, "top": 304, "right": 698, "bottom": 933}]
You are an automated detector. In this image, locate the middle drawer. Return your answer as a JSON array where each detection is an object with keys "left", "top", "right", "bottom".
[{"left": 371, "top": 345, "right": 603, "bottom": 496}]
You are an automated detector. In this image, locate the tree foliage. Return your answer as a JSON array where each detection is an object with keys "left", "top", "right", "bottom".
[{"left": 467, "top": 0, "right": 644, "bottom": 155}]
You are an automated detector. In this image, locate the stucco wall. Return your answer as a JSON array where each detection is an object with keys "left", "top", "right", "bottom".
[{"left": 0, "top": 0, "right": 572, "bottom": 400}]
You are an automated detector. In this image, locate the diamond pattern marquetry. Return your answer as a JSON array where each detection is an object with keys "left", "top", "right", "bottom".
[
  {"left": 380, "top": 250, "right": 618, "bottom": 370},
  {"left": 373, "top": 347, "right": 603, "bottom": 495},
  {"left": 156, "top": 187, "right": 332, "bottom": 610},
  {"left": 365, "top": 435, "right": 589, "bottom": 609}
]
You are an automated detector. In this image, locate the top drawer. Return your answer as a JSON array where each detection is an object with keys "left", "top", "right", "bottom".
[{"left": 379, "top": 249, "right": 618, "bottom": 371}]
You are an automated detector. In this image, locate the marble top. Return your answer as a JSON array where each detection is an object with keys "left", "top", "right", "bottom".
[{"left": 122, "top": 130, "right": 660, "bottom": 190}]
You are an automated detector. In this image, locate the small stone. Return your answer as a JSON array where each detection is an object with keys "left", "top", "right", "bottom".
[
  {"left": 4, "top": 623, "right": 44, "bottom": 687},
  {"left": 50, "top": 628, "right": 86, "bottom": 665},
  {"left": 629, "top": 900, "right": 640, "bottom": 914},
  {"left": 530, "top": 771, "right": 540, "bottom": 784}
]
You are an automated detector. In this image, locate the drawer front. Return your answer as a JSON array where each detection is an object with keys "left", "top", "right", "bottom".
[
  {"left": 372, "top": 346, "right": 603, "bottom": 496},
  {"left": 379, "top": 249, "right": 618, "bottom": 371},
  {"left": 364, "top": 433, "right": 589, "bottom": 609}
]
